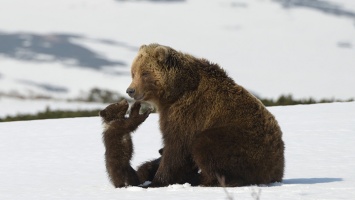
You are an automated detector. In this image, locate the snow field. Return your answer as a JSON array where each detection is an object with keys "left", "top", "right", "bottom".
[{"left": 0, "top": 102, "right": 354, "bottom": 199}]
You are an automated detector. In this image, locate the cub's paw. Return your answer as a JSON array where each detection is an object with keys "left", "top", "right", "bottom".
[{"left": 129, "top": 102, "right": 151, "bottom": 124}]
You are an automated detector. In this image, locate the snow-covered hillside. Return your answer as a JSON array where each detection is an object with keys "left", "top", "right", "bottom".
[
  {"left": 0, "top": 102, "right": 354, "bottom": 199},
  {"left": 1, "top": 0, "right": 355, "bottom": 101}
]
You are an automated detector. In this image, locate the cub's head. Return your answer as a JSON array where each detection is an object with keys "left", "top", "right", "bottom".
[
  {"left": 99, "top": 99, "right": 129, "bottom": 123},
  {"left": 126, "top": 44, "right": 199, "bottom": 109}
]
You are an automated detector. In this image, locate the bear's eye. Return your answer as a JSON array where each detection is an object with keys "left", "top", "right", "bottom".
[{"left": 141, "top": 72, "right": 149, "bottom": 77}]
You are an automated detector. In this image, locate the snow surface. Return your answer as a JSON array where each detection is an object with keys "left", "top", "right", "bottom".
[
  {"left": 0, "top": 0, "right": 355, "bottom": 100},
  {"left": 0, "top": 102, "right": 355, "bottom": 199},
  {"left": 0, "top": 97, "right": 107, "bottom": 118}
]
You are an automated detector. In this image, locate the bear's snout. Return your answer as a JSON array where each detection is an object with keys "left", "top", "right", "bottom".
[{"left": 126, "top": 88, "right": 136, "bottom": 97}]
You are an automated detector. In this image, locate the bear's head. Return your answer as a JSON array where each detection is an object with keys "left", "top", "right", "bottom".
[
  {"left": 99, "top": 99, "right": 129, "bottom": 124},
  {"left": 126, "top": 44, "right": 200, "bottom": 109}
]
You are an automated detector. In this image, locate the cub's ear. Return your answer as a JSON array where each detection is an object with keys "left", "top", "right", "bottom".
[
  {"left": 99, "top": 110, "right": 106, "bottom": 118},
  {"left": 154, "top": 46, "right": 169, "bottom": 63}
]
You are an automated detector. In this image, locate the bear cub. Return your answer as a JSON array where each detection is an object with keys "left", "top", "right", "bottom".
[{"left": 99, "top": 100, "right": 150, "bottom": 187}]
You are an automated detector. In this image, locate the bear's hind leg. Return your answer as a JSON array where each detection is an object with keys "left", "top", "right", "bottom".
[
  {"left": 136, "top": 157, "right": 161, "bottom": 183},
  {"left": 192, "top": 127, "right": 248, "bottom": 187},
  {"left": 126, "top": 166, "right": 140, "bottom": 186}
]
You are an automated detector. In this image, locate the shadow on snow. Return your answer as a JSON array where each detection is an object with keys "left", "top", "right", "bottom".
[
  {"left": 16, "top": 79, "right": 69, "bottom": 94},
  {"left": 273, "top": 0, "right": 355, "bottom": 19},
  {"left": 283, "top": 177, "right": 343, "bottom": 185},
  {"left": 0, "top": 31, "right": 138, "bottom": 71}
]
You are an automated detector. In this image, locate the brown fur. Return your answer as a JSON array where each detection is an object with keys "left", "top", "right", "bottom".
[
  {"left": 136, "top": 158, "right": 161, "bottom": 183},
  {"left": 127, "top": 44, "right": 285, "bottom": 187},
  {"left": 99, "top": 100, "right": 150, "bottom": 187}
]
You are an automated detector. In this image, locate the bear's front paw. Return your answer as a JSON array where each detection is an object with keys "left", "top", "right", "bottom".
[{"left": 149, "top": 177, "right": 168, "bottom": 188}]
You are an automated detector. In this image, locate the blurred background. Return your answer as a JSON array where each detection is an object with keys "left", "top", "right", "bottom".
[{"left": 1, "top": 0, "right": 354, "bottom": 121}]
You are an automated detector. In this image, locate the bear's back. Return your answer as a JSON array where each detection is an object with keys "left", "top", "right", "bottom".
[{"left": 159, "top": 58, "right": 281, "bottom": 142}]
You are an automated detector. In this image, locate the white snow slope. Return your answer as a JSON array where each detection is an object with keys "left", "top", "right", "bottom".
[
  {"left": 1, "top": 0, "right": 355, "bottom": 100},
  {"left": 0, "top": 102, "right": 354, "bottom": 200}
]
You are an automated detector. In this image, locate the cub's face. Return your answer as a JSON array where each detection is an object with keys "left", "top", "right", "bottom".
[
  {"left": 99, "top": 100, "right": 129, "bottom": 123},
  {"left": 126, "top": 49, "right": 164, "bottom": 106}
]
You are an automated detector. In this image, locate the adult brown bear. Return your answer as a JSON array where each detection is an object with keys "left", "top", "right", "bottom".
[{"left": 127, "top": 44, "right": 285, "bottom": 187}]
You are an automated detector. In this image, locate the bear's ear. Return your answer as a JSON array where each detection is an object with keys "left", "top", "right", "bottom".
[
  {"left": 139, "top": 44, "right": 147, "bottom": 51},
  {"left": 154, "top": 46, "right": 180, "bottom": 67},
  {"left": 154, "top": 46, "right": 169, "bottom": 63}
]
